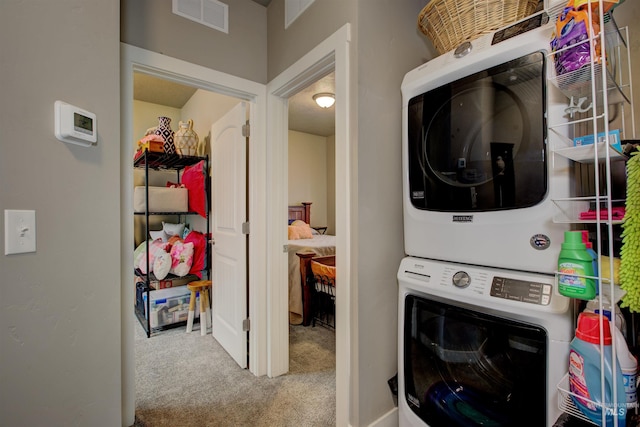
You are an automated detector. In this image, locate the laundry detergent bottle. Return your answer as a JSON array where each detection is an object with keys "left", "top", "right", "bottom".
[
  {"left": 559, "top": 231, "right": 596, "bottom": 300},
  {"left": 569, "top": 312, "right": 627, "bottom": 426},
  {"left": 581, "top": 230, "right": 599, "bottom": 293},
  {"left": 610, "top": 322, "right": 638, "bottom": 405}
]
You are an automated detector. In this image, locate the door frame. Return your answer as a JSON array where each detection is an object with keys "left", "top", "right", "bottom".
[
  {"left": 120, "top": 43, "right": 267, "bottom": 426},
  {"left": 266, "top": 24, "right": 354, "bottom": 426}
]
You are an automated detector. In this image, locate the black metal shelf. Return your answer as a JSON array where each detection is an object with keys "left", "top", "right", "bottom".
[
  {"left": 134, "top": 211, "right": 200, "bottom": 216},
  {"left": 134, "top": 151, "right": 205, "bottom": 171},
  {"left": 133, "top": 149, "right": 210, "bottom": 338}
]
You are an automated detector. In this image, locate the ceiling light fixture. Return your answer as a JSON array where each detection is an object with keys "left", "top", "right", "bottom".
[{"left": 313, "top": 93, "right": 335, "bottom": 109}]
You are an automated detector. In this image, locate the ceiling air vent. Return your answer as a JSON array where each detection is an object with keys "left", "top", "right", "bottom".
[{"left": 173, "top": 0, "right": 229, "bottom": 34}]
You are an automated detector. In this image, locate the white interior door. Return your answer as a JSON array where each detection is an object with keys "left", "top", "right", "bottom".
[{"left": 211, "top": 102, "right": 248, "bottom": 368}]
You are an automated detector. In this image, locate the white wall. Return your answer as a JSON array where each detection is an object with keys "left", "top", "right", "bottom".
[
  {"left": 288, "top": 130, "right": 331, "bottom": 229},
  {"left": 0, "top": 1, "right": 122, "bottom": 425}
]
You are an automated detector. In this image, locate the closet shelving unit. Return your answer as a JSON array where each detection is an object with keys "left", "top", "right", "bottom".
[
  {"left": 134, "top": 149, "right": 210, "bottom": 338},
  {"left": 545, "top": 0, "right": 637, "bottom": 424}
]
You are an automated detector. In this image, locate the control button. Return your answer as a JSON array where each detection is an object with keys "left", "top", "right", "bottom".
[
  {"left": 541, "top": 295, "right": 550, "bottom": 305},
  {"left": 454, "top": 41, "right": 472, "bottom": 58},
  {"left": 452, "top": 271, "right": 471, "bottom": 288}
]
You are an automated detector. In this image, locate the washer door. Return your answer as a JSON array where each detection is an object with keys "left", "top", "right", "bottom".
[
  {"left": 402, "top": 295, "right": 547, "bottom": 427},
  {"left": 407, "top": 51, "right": 546, "bottom": 212}
]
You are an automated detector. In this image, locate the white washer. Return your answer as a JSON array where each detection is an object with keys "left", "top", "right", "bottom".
[{"left": 398, "top": 256, "right": 574, "bottom": 426}]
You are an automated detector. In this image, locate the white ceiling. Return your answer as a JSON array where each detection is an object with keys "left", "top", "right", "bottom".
[{"left": 134, "top": 71, "right": 335, "bottom": 137}]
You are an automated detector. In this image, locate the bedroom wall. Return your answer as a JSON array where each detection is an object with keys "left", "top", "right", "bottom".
[
  {"left": 327, "top": 134, "right": 336, "bottom": 235},
  {"left": 181, "top": 89, "right": 241, "bottom": 159},
  {"left": 268, "top": 0, "right": 434, "bottom": 424},
  {"left": 132, "top": 92, "right": 241, "bottom": 245},
  {"left": 121, "top": 0, "right": 267, "bottom": 84},
  {"left": 0, "top": 1, "right": 122, "bottom": 426},
  {"left": 134, "top": 100, "right": 182, "bottom": 149},
  {"left": 288, "top": 130, "right": 330, "bottom": 229}
]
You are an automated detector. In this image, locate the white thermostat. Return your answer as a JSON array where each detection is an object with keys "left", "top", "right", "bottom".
[{"left": 54, "top": 100, "right": 97, "bottom": 146}]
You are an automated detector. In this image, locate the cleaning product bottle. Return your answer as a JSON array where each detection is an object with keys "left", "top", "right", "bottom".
[
  {"left": 610, "top": 321, "right": 638, "bottom": 405},
  {"left": 559, "top": 231, "right": 596, "bottom": 300},
  {"left": 585, "top": 295, "right": 627, "bottom": 339},
  {"left": 569, "top": 312, "right": 627, "bottom": 426},
  {"left": 581, "top": 230, "right": 599, "bottom": 293}
]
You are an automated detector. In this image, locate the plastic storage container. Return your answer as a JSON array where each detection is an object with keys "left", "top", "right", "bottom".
[
  {"left": 559, "top": 231, "right": 596, "bottom": 300},
  {"left": 569, "top": 312, "right": 627, "bottom": 426}
]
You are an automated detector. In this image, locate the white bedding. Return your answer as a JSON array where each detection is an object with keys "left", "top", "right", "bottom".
[
  {"left": 288, "top": 234, "right": 336, "bottom": 324},
  {"left": 134, "top": 186, "right": 188, "bottom": 213}
]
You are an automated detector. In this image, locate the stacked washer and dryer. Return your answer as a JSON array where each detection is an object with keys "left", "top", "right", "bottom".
[{"left": 397, "top": 12, "right": 576, "bottom": 427}]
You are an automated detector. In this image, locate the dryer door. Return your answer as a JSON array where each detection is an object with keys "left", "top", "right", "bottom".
[{"left": 407, "top": 51, "right": 546, "bottom": 212}]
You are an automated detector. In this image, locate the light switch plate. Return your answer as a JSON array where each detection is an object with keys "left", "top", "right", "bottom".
[{"left": 4, "top": 210, "right": 36, "bottom": 255}]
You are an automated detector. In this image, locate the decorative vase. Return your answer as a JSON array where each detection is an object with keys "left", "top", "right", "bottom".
[
  {"left": 154, "top": 116, "right": 176, "bottom": 154},
  {"left": 174, "top": 119, "right": 199, "bottom": 156},
  {"left": 196, "top": 137, "right": 207, "bottom": 157}
]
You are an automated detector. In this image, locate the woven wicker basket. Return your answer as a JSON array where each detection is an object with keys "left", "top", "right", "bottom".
[{"left": 418, "top": 0, "right": 539, "bottom": 54}]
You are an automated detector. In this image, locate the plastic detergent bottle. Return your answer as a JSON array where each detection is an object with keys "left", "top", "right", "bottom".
[
  {"left": 569, "top": 312, "right": 626, "bottom": 427},
  {"left": 610, "top": 322, "right": 638, "bottom": 405},
  {"left": 585, "top": 296, "right": 627, "bottom": 339},
  {"left": 558, "top": 231, "right": 596, "bottom": 300},
  {"left": 581, "top": 230, "right": 599, "bottom": 293}
]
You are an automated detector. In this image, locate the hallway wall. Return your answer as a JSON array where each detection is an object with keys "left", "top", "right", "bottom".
[{"left": 0, "top": 1, "right": 122, "bottom": 425}]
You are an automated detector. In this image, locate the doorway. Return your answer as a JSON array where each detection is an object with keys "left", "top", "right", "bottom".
[
  {"left": 266, "top": 23, "right": 352, "bottom": 426},
  {"left": 121, "top": 23, "right": 352, "bottom": 427},
  {"left": 121, "top": 43, "right": 268, "bottom": 425},
  {"left": 286, "top": 70, "right": 337, "bottom": 409}
]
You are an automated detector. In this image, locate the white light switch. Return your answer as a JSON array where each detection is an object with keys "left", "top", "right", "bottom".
[{"left": 4, "top": 210, "right": 36, "bottom": 255}]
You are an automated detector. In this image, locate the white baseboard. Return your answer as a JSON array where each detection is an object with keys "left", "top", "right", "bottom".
[{"left": 368, "top": 407, "right": 398, "bottom": 427}]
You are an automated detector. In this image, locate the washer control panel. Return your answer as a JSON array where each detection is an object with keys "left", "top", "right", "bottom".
[
  {"left": 399, "top": 257, "right": 569, "bottom": 317},
  {"left": 490, "top": 276, "right": 552, "bottom": 306}
]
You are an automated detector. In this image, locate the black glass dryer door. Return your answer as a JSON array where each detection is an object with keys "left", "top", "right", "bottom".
[{"left": 407, "top": 51, "right": 547, "bottom": 212}]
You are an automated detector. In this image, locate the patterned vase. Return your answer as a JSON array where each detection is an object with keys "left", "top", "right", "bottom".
[
  {"left": 174, "top": 119, "right": 199, "bottom": 156},
  {"left": 154, "top": 116, "right": 176, "bottom": 154}
]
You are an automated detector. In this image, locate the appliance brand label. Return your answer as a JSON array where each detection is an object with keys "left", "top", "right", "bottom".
[
  {"left": 452, "top": 215, "right": 473, "bottom": 223},
  {"left": 411, "top": 191, "right": 425, "bottom": 200},
  {"left": 530, "top": 234, "right": 551, "bottom": 250}
]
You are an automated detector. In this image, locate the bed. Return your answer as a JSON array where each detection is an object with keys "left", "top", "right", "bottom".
[
  {"left": 287, "top": 203, "right": 336, "bottom": 325},
  {"left": 297, "top": 253, "right": 336, "bottom": 329}
]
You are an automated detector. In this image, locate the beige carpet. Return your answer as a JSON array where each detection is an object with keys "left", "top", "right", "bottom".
[{"left": 134, "top": 320, "right": 336, "bottom": 426}]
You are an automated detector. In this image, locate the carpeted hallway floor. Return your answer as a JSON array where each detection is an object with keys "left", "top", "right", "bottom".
[{"left": 134, "top": 320, "right": 336, "bottom": 426}]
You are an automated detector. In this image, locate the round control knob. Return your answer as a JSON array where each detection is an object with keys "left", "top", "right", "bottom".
[
  {"left": 452, "top": 271, "right": 471, "bottom": 288},
  {"left": 454, "top": 41, "right": 472, "bottom": 58}
]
